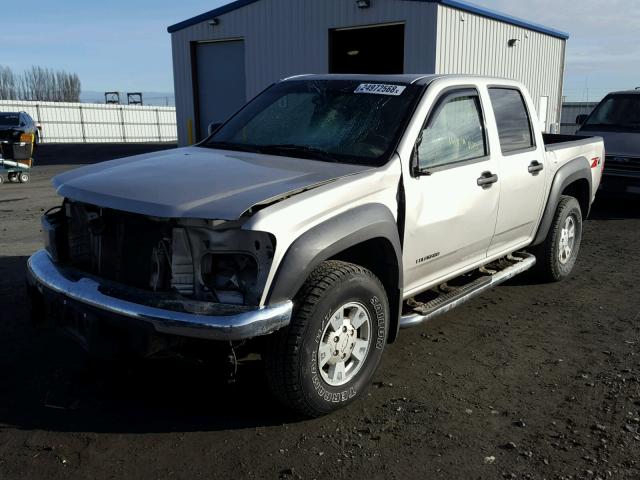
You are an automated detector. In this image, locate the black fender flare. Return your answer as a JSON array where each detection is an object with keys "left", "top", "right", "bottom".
[
  {"left": 532, "top": 156, "right": 592, "bottom": 246},
  {"left": 266, "top": 203, "right": 403, "bottom": 339}
]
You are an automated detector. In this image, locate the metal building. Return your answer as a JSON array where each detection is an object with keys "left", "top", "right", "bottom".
[{"left": 168, "top": 0, "right": 568, "bottom": 146}]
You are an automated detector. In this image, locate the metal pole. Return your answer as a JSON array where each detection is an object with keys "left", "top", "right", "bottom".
[
  {"left": 35, "top": 103, "right": 42, "bottom": 142},
  {"left": 156, "top": 108, "right": 162, "bottom": 142},
  {"left": 120, "top": 107, "right": 126, "bottom": 142},
  {"left": 78, "top": 105, "right": 87, "bottom": 143}
]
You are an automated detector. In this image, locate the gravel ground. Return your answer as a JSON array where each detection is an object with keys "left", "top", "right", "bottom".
[{"left": 0, "top": 144, "right": 639, "bottom": 480}]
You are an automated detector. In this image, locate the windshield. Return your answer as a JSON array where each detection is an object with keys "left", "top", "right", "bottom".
[
  {"left": 0, "top": 113, "right": 20, "bottom": 127},
  {"left": 204, "top": 80, "right": 423, "bottom": 166},
  {"left": 582, "top": 94, "right": 640, "bottom": 132}
]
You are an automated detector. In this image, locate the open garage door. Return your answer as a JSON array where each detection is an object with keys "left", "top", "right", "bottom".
[
  {"left": 329, "top": 23, "right": 405, "bottom": 74},
  {"left": 193, "top": 40, "right": 246, "bottom": 141}
]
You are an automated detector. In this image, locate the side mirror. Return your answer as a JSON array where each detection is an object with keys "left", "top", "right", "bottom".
[
  {"left": 208, "top": 122, "right": 223, "bottom": 136},
  {"left": 575, "top": 114, "right": 588, "bottom": 125},
  {"left": 412, "top": 144, "right": 431, "bottom": 177}
]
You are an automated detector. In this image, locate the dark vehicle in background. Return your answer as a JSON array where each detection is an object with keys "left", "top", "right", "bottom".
[
  {"left": 576, "top": 91, "right": 640, "bottom": 196},
  {"left": 0, "top": 111, "right": 41, "bottom": 161}
]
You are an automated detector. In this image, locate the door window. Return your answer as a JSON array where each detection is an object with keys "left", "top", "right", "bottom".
[
  {"left": 417, "top": 91, "right": 487, "bottom": 170},
  {"left": 489, "top": 88, "right": 535, "bottom": 153}
]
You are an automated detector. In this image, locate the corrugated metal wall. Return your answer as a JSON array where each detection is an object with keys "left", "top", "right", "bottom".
[
  {"left": 435, "top": 5, "right": 566, "bottom": 133},
  {"left": 0, "top": 100, "right": 177, "bottom": 143},
  {"left": 560, "top": 102, "right": 598, "bottom": 135},
  {"left": 170, "top": 0, "right": 567, "bottom": 145},
  {"left": 171, "top": 0, "right": 439, "bottom": 145}
]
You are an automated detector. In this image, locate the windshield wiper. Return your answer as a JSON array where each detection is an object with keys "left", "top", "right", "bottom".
[
  {"left": 203, "top": 141, "right": 263, "bottom": 153},
  {"left": 257, "top": 144, "right": 338, "bottom": 162}
]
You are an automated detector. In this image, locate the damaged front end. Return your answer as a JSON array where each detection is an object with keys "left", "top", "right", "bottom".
[
  {"left": 46, "top": 200, "right": 275, "bottom": 309},
  {"left": 29, "top": 199, "right": 291, "bottom": 357}
]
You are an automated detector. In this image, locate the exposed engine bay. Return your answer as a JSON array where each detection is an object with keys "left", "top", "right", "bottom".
[{"left": 45, "top": 200, "right": 275, "bottom": 308}]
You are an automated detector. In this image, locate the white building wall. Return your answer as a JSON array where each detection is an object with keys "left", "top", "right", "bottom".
[{"left": 435, "top": 4, "right": 566, "bottom": 133}]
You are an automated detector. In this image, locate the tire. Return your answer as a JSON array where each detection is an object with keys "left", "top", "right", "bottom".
[
  {"left": 531, "top": 195, "right": 583, "bottom": 282},
  {"left": 7, "top": 173, "right": 17, "bottom": 183},
  {"left": 0, "top": 175, "right": 3, "bottom": 185},
  {"left": 18, "top": 172, "right": 30, "bottom": 183},
  {"left": 265, "top": 260, "right": 389, "bottom": 417}
]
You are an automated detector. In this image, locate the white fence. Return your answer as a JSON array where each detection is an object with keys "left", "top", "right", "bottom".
[{"left": 0, "top": 100, "right": 177, "bottom": 143}]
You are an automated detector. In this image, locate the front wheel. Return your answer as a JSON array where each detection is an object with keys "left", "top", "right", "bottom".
[
  {"left": 265, "top": 261, "right": 389, "bottom": 417},
  {"left": 531, "top": 195, "right": 583, "bottom": 282}
]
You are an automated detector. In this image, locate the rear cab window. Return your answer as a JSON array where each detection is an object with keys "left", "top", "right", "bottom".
[{"left": 488, "top": 88, "right": 535, "bottom": 154}]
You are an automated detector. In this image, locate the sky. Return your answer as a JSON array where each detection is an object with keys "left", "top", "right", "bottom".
[{"left": 1, "top": 0, "right": 638, "bottom": 102}]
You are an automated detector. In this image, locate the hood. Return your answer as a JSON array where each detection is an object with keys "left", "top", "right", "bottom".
[
  {"left": 53, "top": 146, "right": 372, "bottom": 220},
  {"left": 579, "top": 130, "right": 640, "bottom": 157}
]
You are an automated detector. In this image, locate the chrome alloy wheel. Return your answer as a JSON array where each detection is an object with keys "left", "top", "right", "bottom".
[
  {"left": 558, "top": 215, "right": 576, "bottom": 265},
  {"left": 317, "top": 302, "right": 372, "bottom": 387}
]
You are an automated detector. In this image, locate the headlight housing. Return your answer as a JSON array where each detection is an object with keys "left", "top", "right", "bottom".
[
  {"left": 166, "top": 225, "right": 275, "bottom": 307},
  {"left": 201, "top": 252, "right": 260, "bottom": 305},
  {"left": 19, "top": 132, "right": 34, "bottom": 143}
]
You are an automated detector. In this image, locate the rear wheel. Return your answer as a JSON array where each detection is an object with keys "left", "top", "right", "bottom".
[
  {"left": 265, "top": 260, "right": 389, "bottom": 417},
  {"left": 531, "top": 195, "right": 583, "bottom": 282},
  {"left": 18, "top": 172, "right": 30, "bottom": 183}
]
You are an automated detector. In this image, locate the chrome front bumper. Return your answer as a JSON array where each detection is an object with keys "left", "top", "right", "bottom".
[{"left": 27, "top": 249, "right": 293, "bottom": 341}]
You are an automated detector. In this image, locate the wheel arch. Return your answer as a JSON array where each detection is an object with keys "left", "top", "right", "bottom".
[
  {"left": 266, "top": 203, "right": 403, "bottom": 343},
  {"left": 560, "top": 178, "right": 590, "bottom": 221},
  {"left": 532, "top": 157, "right": 592, "bottom": 247}
]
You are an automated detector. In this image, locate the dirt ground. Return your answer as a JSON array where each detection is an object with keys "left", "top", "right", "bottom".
[{"left": 1, "top": 144, "right": 639, "bottom": 480}]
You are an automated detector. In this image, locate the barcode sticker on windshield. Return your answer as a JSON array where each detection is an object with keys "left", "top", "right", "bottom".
[{"left": 354, "top": 84, "right": 406, "bottom": 96}]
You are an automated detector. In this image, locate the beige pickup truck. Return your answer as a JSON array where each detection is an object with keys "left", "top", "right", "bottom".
[{"left": 28, "top": 74, "right": 604, "bottom": 416}]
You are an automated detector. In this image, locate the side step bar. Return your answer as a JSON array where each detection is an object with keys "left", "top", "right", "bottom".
[{"left": 400, "top": 252, "right": 536, "bottom": 329}]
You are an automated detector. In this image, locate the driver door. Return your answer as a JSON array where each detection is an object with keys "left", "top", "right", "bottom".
[{"left": 402, "top": 88, "right": 500, "bottom": 296}]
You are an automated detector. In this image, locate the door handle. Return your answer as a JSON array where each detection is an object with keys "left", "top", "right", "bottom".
[
  {"left": 528, "top": 161, "right": 544, "bottom": 175},
  {"left": 477, "top": 171, "right": 498, "bottom": 188}
]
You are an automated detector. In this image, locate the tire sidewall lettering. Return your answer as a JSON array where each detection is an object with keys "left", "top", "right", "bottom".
[{"left": 369, "top": 295, "right": 387, "bottom": 350}]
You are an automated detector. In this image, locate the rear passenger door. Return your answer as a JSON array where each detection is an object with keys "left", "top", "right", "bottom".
[{"left": 486, "top": 87, "right": 547, "bottom": 256}]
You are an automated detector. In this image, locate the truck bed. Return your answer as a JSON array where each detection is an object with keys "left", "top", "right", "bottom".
[
  {"left": 542, "top": 133, "right": 605, "bottom": 205},
  {"left": 542, "top": 133, "right": 600, "bottom": 151}
]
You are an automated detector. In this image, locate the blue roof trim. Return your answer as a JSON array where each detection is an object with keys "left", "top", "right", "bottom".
[
  {"left": 167, "top": 0, "right": 261, "bottom": 33},
  {"left": 167, "top": 0, "right": 569, "bottom": 40},
  {"left": 434, "top": 0, "right": 569, "bottom": 39}
]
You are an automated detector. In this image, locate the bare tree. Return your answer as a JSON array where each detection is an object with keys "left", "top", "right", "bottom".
[
  {"left": 0, "top": 66, "right": 18, "bottom": 100},
  {"left": 0, "top": 65, "right": 81, "bottom": 102},
  {"left": 61, "top": 72, "right": 81, "bottom": 102}
]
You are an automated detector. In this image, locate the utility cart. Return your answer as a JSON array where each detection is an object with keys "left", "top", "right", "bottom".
[
  {"left": 0, "top": 138, "right": 33, "bottom": 185},
  {"left": 0, "top": 158, "right": 31, "bottom": 184}
]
